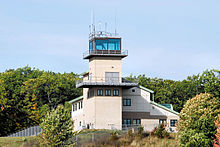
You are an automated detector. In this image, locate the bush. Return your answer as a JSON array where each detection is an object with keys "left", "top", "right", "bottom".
[
  {"left": 177, "top": 93, "right": 220, "bottom": 147},
  {"left": 109, "top": 131, "right": 119, "bottom": 141},
  {"left": 214, "top": 115, "right": 220, "bottom": 147},
  {"left": 40, "top": 105, "right": 75, "bottom": 146},
  {"left": 137, "top": 125, "right": 144, "bottom": 135},
  {"left": 154, "top": 124, "right": 169, "bottom": 138}
]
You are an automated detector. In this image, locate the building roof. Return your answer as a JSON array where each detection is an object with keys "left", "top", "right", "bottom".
[
  {"left": 138, "top": 85, "right": 179, "bottom": 115},
  {"left": 150, "top": 101, "right": 179, "bottom": 115},
  {"left": 160, "top": 104, "right": 173, "bottom": 110},
  {"left": 68, "top": 96, "right": 83, "bottom": 104},
  {"left": 139, "top": 85, "right": 154, "bottom": 93}
]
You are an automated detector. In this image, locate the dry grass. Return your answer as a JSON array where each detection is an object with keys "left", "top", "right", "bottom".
[
  {"left": 0, "top": 131, "right": 179, "bottom": 147},
  {"left": 0, "top": 136, "right": 41, "bottom": 147}
]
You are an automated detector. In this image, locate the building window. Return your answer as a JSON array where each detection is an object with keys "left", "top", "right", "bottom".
[
  {"left": 78, "top": 102, "right": 80, "bottom": 109},
  {"left": 97, "top": 89, "right": 103, "bottom": 96},
  {"left": 74, "top": 103, "right": 77, "bottom": 111},
  {"left": 88, "top": 89, "right": 94, "bottom": 98},
  {"left": 81, "top": 101, "right": 83, "bottom": 109},
  {"left": 133, "top": 119, "right": 141, "bottom": 125},
  {"left": 123, "top": 99, "right": 131, "bottom": 106},
  {"left": 170, "top": 119, "right": 178, "bottom": 127},
  {"left": 123, "top": 119, "right": 131, "bottom": 126},
  {"left": 159, "top": 119, "right": 167, "bottom": 126},
  {"left": 113, "top": 89, "right": 119, "bottom": 96},
  {"left": 132, "top": 89, "right": 135, "bottom": 92},
  {"left": 105, "top": 89, "right": 111, "bottom": 96},
  {"left": 73, "top": 104, "right": 75, "bottom": 111}
]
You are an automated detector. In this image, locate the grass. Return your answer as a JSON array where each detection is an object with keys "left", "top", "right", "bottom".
[
  {"left": 0, "top": 136, "right": 41, "bottom": 147},
  {"left": 0, "top": 130, "right": 179, "bottom": 147}
]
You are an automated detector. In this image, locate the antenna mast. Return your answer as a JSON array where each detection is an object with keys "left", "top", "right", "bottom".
[{"left": 114, "top": 10, "right": 117, "bottom": 35}]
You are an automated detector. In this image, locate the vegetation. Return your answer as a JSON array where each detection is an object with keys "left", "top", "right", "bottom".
[
  {"left": 177, "top": 93, "right": 220, "bottom": 147},
  {"left": 0, "top": 66, "right": 82, "bottom": 136},
  {"left": 151, "top": 124, "right": 170, "bottom": 138},
  {"left": 127, "top": 69, "right": 220, "bottom": 112},
  {"left": 76, "top": 129, "right": 178, "bottom": 147},
  {"left": 0, "top": 136, "right": 41, "bottom": 147},
  {"left": 40, "top": 105, "right": 75, "bottom": 146},
  {"left": 214, "top": 115, "right": 220, "bottom": 147}
]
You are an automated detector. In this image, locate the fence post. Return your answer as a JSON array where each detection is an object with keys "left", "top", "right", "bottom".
[{"left": 92, "top": 133, "right": 94, "bottom": 142}]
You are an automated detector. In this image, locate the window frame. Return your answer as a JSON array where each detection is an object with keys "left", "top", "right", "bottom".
[
  {"left": 133, "top": 119, "right": 141, "bottom": 125},
  {"left": 123, "top": 119, "right": 131, "bottom": 126},
  {"left": 170, "top": 119, "right": 177, "bottom": 127},
  {"left": 123, "top": 98, "right": 131, "bottom": 106},
  {"left": 97, "top": 89, "right": 103, "bottom": 96},
  {"left": 105, "top": 89, "right": 111, "bottom": 96},
  {"left": 113, "top": 89, "right": 119, "bottom": 96},
  {"left": 159, "top": 119, "right": 167, "bottom": 126}
]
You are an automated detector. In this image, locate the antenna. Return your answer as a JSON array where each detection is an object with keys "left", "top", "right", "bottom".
[
  {"left": 105, "top": 22, "right": 107, "bottom": 33},
  {"left": 91, "top": 10, "right": 95, "bottom": 33},
  {"left": 114, "top": 10, "right": 117, "bottom": 35},
  {"left": 98, "top": 21, "right": 102, "bottom": 32}
]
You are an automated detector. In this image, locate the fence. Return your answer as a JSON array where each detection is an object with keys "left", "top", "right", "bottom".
[
  {"left": 6, "top": 126, "right": 42, "bottom": 137},
  {"left": 73, "top": 130, "right": 126, "bottom": 147}
]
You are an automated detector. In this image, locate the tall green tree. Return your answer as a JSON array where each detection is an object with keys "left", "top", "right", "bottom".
[{"left": 40, "top": 105, "right": 75, "bottom": 146}]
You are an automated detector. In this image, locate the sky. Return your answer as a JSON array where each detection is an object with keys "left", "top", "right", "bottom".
[{"left": 0, "top": 0, "right": 220, "bottom": 80}]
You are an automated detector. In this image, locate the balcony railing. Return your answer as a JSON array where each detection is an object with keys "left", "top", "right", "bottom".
[
  {"left": 76, "top": 77, "right": 138, "bottom": 88},
  {"left": 83, "top": 50, "right": 128, "bottom": 58}
]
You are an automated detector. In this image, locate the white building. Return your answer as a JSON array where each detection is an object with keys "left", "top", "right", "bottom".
[{"left": 69, "top": 30, "right": 179, "bottom": 132}]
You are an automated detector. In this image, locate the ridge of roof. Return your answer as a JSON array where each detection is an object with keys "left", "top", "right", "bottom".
[
  {"left": 139, "top": 85, "right": 154, "bottom": 93},
  {"left": 68, "top": 96, "right": 83, "bottom": 104}
]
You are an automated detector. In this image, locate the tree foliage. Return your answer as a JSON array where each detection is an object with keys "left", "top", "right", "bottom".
[
  {"left": 177, "top": 93, "right": 220, "bottom": 147},
  {"left": 40, "top": 105, "right": 75, "bottom": 146},
  {"left": 0, "top": 67, "right": 82, "bottom": 136},
  {"left": 127, "top": 69, "right": 220, "bottom": 112}
]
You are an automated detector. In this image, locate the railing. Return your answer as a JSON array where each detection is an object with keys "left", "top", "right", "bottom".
[
  {"left": 77, "top": 77, "right": 120, "bottom": 84},
  {"left": 76, "top": 77, "right": 138, "bottom": 88},
  {"left": 83, "top": 50, "right": 128, "bottom": 58},
  {"left": 5, "top": 126, "right": 42, "bottom": 137}
]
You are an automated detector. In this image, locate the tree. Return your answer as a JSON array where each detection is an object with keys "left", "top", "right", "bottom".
[
  {"left": 40, "top": 105, "right": 75, "bottom": 146},
  {"left": 214, "top": 115, "right": 220, "bottom": 147},
  {"left": 0, "top": 67, "right": 43, "bottom": 136},
  {"left": 177, "top": 93, "right": 220, "bottom": 147}
]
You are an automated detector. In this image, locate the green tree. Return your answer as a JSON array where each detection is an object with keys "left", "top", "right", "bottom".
[
  {"left": 0, "top": 67, "right": 43, "bottom": 136},
  {"left": 177, "top": 93, "right": 220, "bottom": 147},
  {"left": 40, "top": 105, "right": 75, "bottom": 146}
]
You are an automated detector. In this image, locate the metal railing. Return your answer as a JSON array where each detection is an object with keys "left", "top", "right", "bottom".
[
  {"left": 5, "top": 126, "right": 42, "bottom": 137},
  {"left": 76, "top": 77, "right": 121, "bottom": 84},
  {"left": 76, "top": 77, "right": 138, "bottom": 87},
  {"left": 83, "top": 50, "right": 128, "bottom": 58}
]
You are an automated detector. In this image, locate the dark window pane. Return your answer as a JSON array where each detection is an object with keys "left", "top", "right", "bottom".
[
  {"left": 96, "top": 39, "right": 107, "bottom": 50},
  {"left": 170, "top": 120, "right": 177, "bottom": 127},
  {"left": 108, "top": 39, "right": 121, "bottom": 50}
]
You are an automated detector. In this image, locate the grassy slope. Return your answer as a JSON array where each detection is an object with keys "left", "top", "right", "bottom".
[
  {"left": 0, "top": 130, "right": 179, "bottom": 147},
  {"left": 0, "top": 136, "right": 40, "bottom": 147}
]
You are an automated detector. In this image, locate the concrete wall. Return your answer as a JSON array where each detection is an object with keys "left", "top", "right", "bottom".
[
  {"left": 122, "top": 87, "right": 151, "bottom": 112},
  {"left": 122, "top": 87, "right": 179, "bottom": 132},
  {"left": 89, "top": 57, "right": 122, "bottom": 82},
  {"left": 94, "top": 94, "right": 122, "bottom": 130}
]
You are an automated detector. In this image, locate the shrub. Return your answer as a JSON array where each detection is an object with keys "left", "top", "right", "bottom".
[
  {"left": 137, "top": 125, "right": 144, "bottom": 135},
  {"left": 154, "top": 124, "right": 169, "bottom": 138},
  {"left": 127, "top": 129, "right": 134, "bottom": 138},
  {"left": 109, "top": 131, "right": 119, "bottom": 141},
  {"left": 150, "top": 126, "right": 157, "bottom": 136},
  {"left": 40, "top": 105, "right": 75, "bottom": 146},
  {"left": 177, "top": 93, "right": 220, "bottom": 147},
  {"left": 214, "top": 115, "right": 220, "bottom": 147}
]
